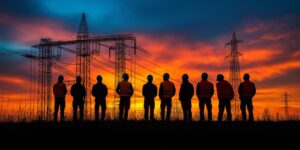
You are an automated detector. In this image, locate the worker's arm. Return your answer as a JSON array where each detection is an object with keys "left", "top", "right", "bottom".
[
  {"left": 159, "top": 83, "right": 163, "bottom": 99},
  {"left": 196, "top": 83, "right": 200, "bottom": 99},
  {"left": 53, "top": 85, "right": 56, "bottom": 96},
  {"left": 154, "top": 85, "right": 158, "bottom": 98},
  {"left": 104, "top": 85, "right": 108, "bottom": 97},
  {"left": 190, "top": 84, "right": 195, "bottom": 99},
  {"left": 229, "top": 84, "right": 234, "bottom": 99},
  {"left": 91, "top": 85, "right": 96, "bottom": 97},
  {"left": 252, "top": 83, "right": 256, "bottom": 98},
  {"left": 82, "top": 86, "right": 86, "bottom": 97},
  {"left": 142, "top": 84, "right": 146, "bottom": 97},
  {"left": 179, "top": 84, "right": 183, "bottom": 101},
  {"left": 63, "top": 84, "right": 67, "bottom": 95},
  {"left": 116, "top": 83, "right": 120, "bottom": 95},
  {"left": 130, "top": 84, "right": 134, "bottom": 97},
  {"left": 211, "top": 83, "right": 214, "bottom": 98},
  {"left": 70, "top": 85, "right": 75, "bottom": 97},
  {"left": 172, "top": 83, "right": 176, "bottom": 97},
  {"left": 238, "top": 83, "right": 242, "bottom": 97}
]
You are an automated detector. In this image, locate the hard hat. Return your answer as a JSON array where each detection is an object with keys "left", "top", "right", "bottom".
[
  {"left": 58, "top": 75, "right": 64, "bottom": 82},
  {"left": 97, "top": 75, "right": 102, "bottom": 82},
  {"left": 163, "top": 73, "right": 170, "bottom": 80},
  {"left": 147, "top": 75, "right": 153, "bottom": 82},
  {"left": 201, "top": 72, "right": 208, "bottom": 80},
  {"left": 243, "top": 73, "right": 250, "bottom": 80},
  {"left": 76, "top": 76, "right": 81, "bottom": 82},
  {"left": 123, "top": 73, "right": 129, "bottom": 80},
  {"left": 216, "top": 74, "right": 224, "bottom": 81},
  {"left": 182, "top": 74, "right": 189, "bottom": 81}
]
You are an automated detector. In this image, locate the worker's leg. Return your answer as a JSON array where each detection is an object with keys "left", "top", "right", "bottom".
[
  {"left": 187, "top": 99, "right": 192, "bottom": 122},
  {"left": 150, "top": 99, "right": 155, "bottom": 121},
  {"left": 144, "top": 99, "right": 149, "bottom": 121},
  {"left": 100, "top": 99, "right": 107, "bottom": 121},
  {"left": 247, "top": 99, "right": 254, "bottom": 121},
  {"left": 72, "top": 101, "right": 78, "bottom": 121},
  {"left": 240, "top": 98, "right": 247, "bottom": 121},
  {"left": 225, "top": 100, "right": 232, "bottom": 122},
  {"left": 95, "top": 100, "right": 100, "bottom": 121},
  {"left": 181, "top": 101, "right": 187, "bottom": 122},
  {"left": 60, "top": 98, "right": 65, "bottom": 122},
  {"left": 218, "top": 100, "right": 225, "bottom": 121},
  {"left": 119, "top": 98, "right": 125, "bottom": 120},
  {"left": 160, "top": 100, "right": 166, "bottom": 121},
  {"left": 166, "top": 98, "right": 172, "bottom": 121},
  {"left": 199, "top": 99, "right": 205, "bottom": 121},
  {"left": 124, "top": 97, "right": 130, "bottom": 121},
  {"left": 54, "top": 97, "right": 59, "bottom": 122},
  {"left": 206, "top": 98, "right": 212, "bottom": 121},
  {"left": 79, "top": 100, "right": 84, "bottom": 121}
]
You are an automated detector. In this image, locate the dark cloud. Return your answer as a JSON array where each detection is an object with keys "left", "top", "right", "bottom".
[
  {"left": 0, "top": 0, "right": 46, "bottom": 19},
  {"left": 257, "top": 68, "right": 300, "bottom": 88},
  {"left": 111, "top": 0, "right": 300, "bottom": 40},
  {"left": 0, "top": 52, "right": 31, "bottom": 79}
]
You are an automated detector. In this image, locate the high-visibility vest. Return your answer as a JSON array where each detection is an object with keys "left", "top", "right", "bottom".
[
  {"left": 161, "top": 81, "right": 175, "bottom": 99},
  {"left": 53, "top": 82, "right": 67, "bottom": 98},
  {"left": 240, "top": 81, "right": 255, "bottom": 98},
  {"left": 118, "top": 81, "right": 132, "bottom": 97},
  {"left": 217, "top": 81, "right": 234, "bottom": 100},
  {"left": 197, "top": 81, "right": 214, "bottom": 98}
]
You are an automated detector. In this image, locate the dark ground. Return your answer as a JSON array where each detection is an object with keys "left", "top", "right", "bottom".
[{"left": 0, "top": 121, "right": 299, "bottom": 149}]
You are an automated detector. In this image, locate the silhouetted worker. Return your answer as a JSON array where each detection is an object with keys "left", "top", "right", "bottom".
[
  {"left": 196, "top": 72, "right": 214, "bottom": 121},
  {"left": 159, "top": 73, "right": 176, "bottom": 121},
  {"left": 116, "top": 73, "right": 134, "bottom": 121},
  {"left": 71, "top": 76, "right": 86, "bottom": 121},
  {"left": 53, "top": 75, "right": 67, "bottom": 122},
  {"left": 216, "top": 74, "right": 234, "bottom": 121},
  {"left": 179, "top": 74, "right": 194, "bottom": 122},
  {"left": 92, "top": 75, "right": 108, "bottom": 121},
  {"left": 142, "top": 75, "right": 158, "bottom": 121},
  {"left": 238, "top": 73, "right": 256, "bottom": 122}
]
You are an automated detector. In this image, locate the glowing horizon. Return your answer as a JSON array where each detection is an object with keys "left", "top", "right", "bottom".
[{"left": 0, "top": 0, "right": 300, "bottom": 121}]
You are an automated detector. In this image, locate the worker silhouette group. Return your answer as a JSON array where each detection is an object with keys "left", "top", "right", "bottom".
[{"left": 53, "top": 72, "right": 256, "bottom": 122}]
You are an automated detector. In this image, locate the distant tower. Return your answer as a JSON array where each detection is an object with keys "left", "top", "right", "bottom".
[
  {"left": 284, "top": 91, "right": 289, "bottom": 120},
  {"left": 225, "top": 32, "right": 243, "bottom": 120},
  {"left": 76, "top": 13, "right": 91, "bottom": 119}
]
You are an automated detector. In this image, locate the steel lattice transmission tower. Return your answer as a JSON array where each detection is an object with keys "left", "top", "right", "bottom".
[
  {"left": 76, "top": 13, "right": 91, "bottom": 119},
  {"left": 109, "top": 39, "right": 137, "bottom": 119},
  {"left": 225, "top": 32, "right": 243, "bottom": 120},
  {"left": 24, "top": 38, "right": 61, "bottom": 120}
]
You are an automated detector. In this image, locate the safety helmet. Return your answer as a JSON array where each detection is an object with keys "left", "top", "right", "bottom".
[
  {"left": 58, "top": 75, "right": 64, "bottom": 82},
  {"left": 76, "top": 76, "right": 81, "bottom": 83},
  {"left": 182, "top": 74, "right": 189, "bottom": 81},
  {"left": 163, "top": 73, "right": 170, "bottom": 81},
  {"left": 97, "top": 75, "right": 102, "bottom": 82},
  {"left": 216, "top": 74, "right": 224, "bottom": 81},
  {"left": 201, "top": 72, "right": 208, "bottom": 80},
  {"left": 243, "top": 73, "right": 250, "bottom": 80},
  {"left": 147, "top": 75, "right": 153, "bottom": 82},
  {"left": 123, "top": 73, "right": 129, "bottom": 81}
]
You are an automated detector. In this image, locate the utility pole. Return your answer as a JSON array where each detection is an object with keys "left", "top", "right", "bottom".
[
  {"left": 225, "top": 32, "right": 243, "bottom": 120},
  {"left": 284, "top": 91, "right": 289, "bottom": 120}
]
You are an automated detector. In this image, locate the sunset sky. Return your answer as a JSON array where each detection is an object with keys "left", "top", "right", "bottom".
[{"left": 0, "top": 0, "right": 300, "bottom": 120}]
